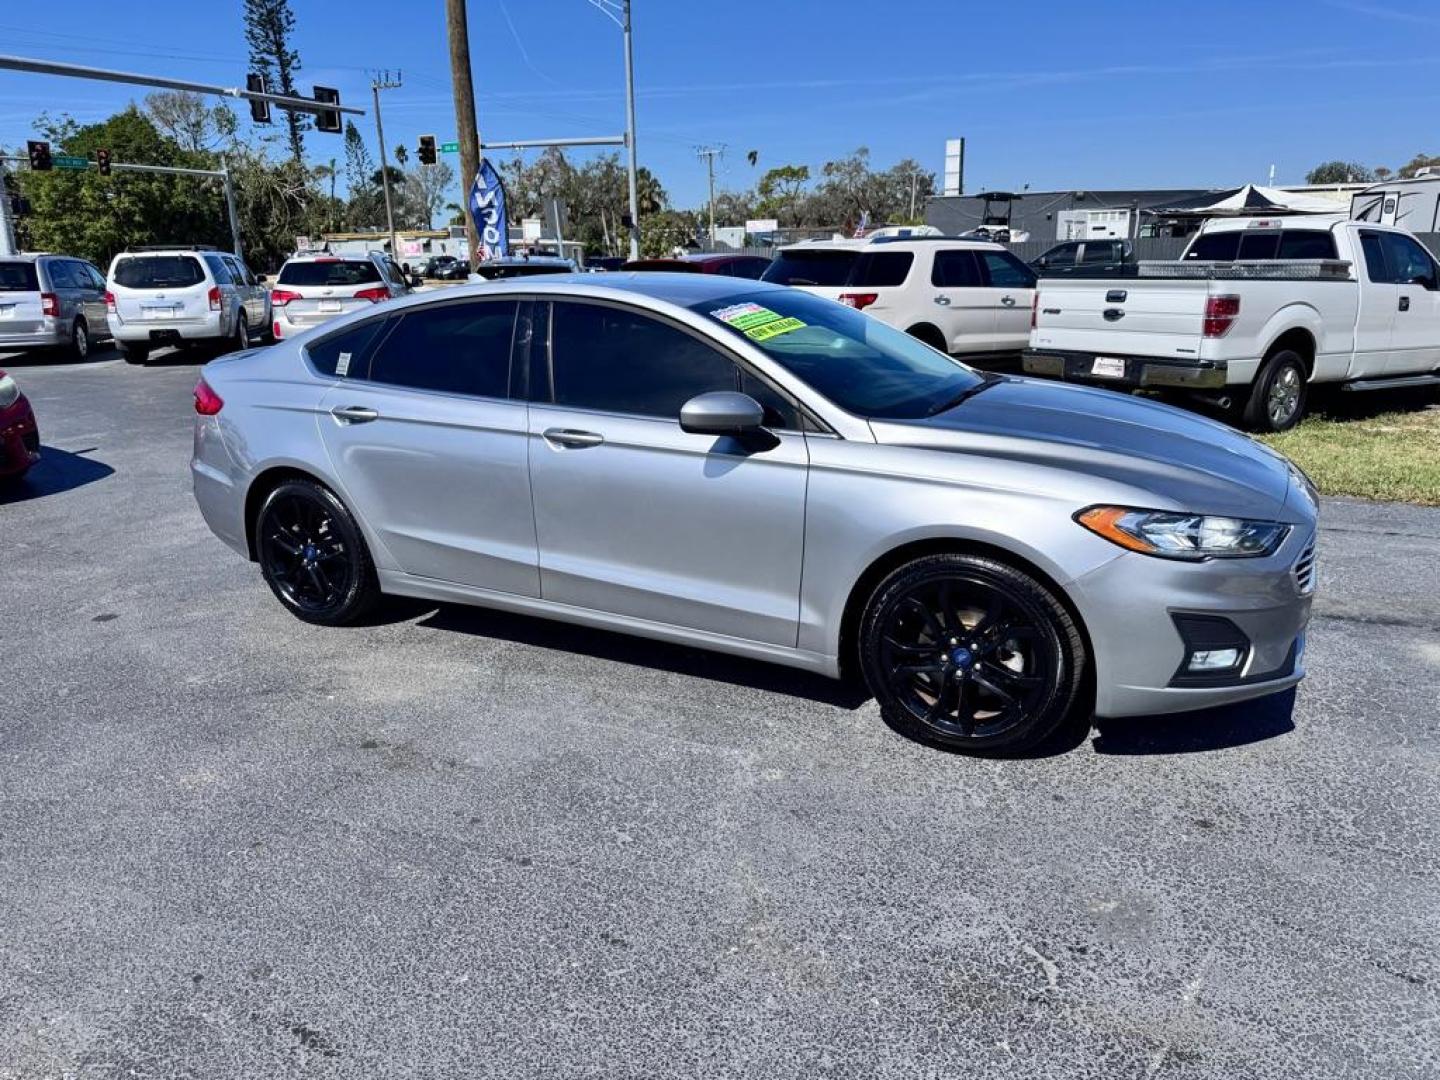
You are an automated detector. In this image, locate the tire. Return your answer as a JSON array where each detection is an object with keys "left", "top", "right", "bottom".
[
  {"left": 69, "top": 319, "right": 90, "bottom": 361},
  {"left": 119, "top": 342, "right": 149, "bottom": 365},
  {"left": 906, "top": 324, "right": 948, "bottom": 353},
  {"left": 1240, "top": 349, "right": 1308, "bottom": 432},
  {"left": 233, "top": 314, "right": 251, "bottom": 352},
  {"left": 254, "top": 479, "right": 379, "bottom": 626},
  {"left": 858, "top": 553, "right": 1086, "bottom": 755}
]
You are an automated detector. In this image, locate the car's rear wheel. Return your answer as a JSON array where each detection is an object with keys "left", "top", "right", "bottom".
[
  {"left": 858, "top": 553, "right": 1086, "bottom": 755},
  {"left": 255, "top": 479, "right": 379, "bottom": 625},
  {"left": 69, "top": 318, "right": 90, "bottom": 360},
  {"left": 233, "top": 315, "right": 250, "bottom": 352},
  {"left": 1240, "top": 349, "right": 1307, "bottom": 432},
  {"left": 906, "top": 324, "right": 948, "bottom": 353},
  {"left": 119, "top": 343, "right": 149, "bottom": 365}
]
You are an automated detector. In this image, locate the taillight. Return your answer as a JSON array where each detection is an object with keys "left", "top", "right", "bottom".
[
  {"left": 269, "top": 288, "right": 302, "bottom": 306},
  {"left": 104, "top": 291, "right": 116, "bottom": 313},
  {"left": 193, "top": 378, "right": 224, "bottom": 416},
  {"left": 41, "top": 292, "right": 59, "bottom": 317},
  {"left": 838, "top": 292, "right": 878, "bottom": 310},
  {"left": 1031, "top": 292, "right": 1039, "bottom": 330},
  {"left": 1203, "top": 294, "right": 1240, "bottom": 338},
  {"left": 354, "top": 286, "right": 390, "bottom": 303},
  {"left": 207, "top": 286, "right": 222, "bottom": 311}
]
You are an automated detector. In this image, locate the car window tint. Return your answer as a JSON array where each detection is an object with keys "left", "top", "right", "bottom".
[
  {"left": 1237, "top": 231, "right": 1281, "bottom": 259},
  {"left": 1277, "top": 231, "right": 1338, "bottom": 259},
  {"left": 851, "top": 252, "right": 913, "bottom": 287},
  {"left": 113, "top": 255, "right": 206, "bottom": 289},
  {"left": 1185, "top": 232, "right": 1240, "bottom": 261},
  {"left": 204, "top": 254, "right": 234, "bottom": 284},
  {"left": 0, "top": 262, "right": 40, "bottom": 291},
  {"left": 1081, "top": 243, "right": 1115, "bottom": 264},
  {"left": 1379, "top": 232, "right": 1436, "bottom": 285},
  {"left": 47, "top": 261, "right": 80, "bottom": 289},
  {"left": 762, "top": 250, "right": 858, "bottom": 286},
  {"left": 549, "top": 301, "right": 738, "bottom": 418},
  {"left": 366, "top": 301, "right": 517, "bottom": 397},
  {"left": 84, "top": 263, "right": 106, "bottom": 289},
  {"left": 276, "top": 260, "right": 383, "bottom": 286},
  {"left": 306, "top": 317, "right": 393, "bottom": 377},
  {"left": 1358, "top": 232, "right": 1389, "bottom": 282},
  {"left": 978, "top": 251, "right": 1036, "bottom": 288},
  {"left": 932, "top": 249, "right": 981, "bottom": 287},
  {"left": 733, "top": 258, "right": 771, "bottom": 280},
  {"left": 225, "top": 257, "right": 251, "bottom": 285},
  {"left": 740, "top": 370, "right": 802, "bottom": 430}
]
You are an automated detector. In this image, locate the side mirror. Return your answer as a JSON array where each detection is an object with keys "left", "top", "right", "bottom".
[{"left": 679, "top": 391, "right": 765, "bottom": 436}]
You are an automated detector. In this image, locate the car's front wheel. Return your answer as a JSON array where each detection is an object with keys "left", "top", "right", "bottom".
[
  {"left": 858, "top": 553, "right": 1087, "bottom": 754},
  {"left": 255, "top": 479, "right": 379, "bottom": 625}
]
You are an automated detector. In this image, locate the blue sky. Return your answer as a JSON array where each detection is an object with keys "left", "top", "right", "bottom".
[{"left": 3, "top": 0, "right": 1439, "bottom": 210}]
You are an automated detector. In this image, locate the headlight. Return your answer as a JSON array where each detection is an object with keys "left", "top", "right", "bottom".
[
  {"left": 1076, "top": 505, "right": 1290, "bottom": 560},
  {"left": 0, "top": 374, "right": 19, "bottom": 410}
]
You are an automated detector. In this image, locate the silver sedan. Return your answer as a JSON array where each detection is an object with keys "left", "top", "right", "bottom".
[{"left": 190, "top": 274, "right": 1316, "bottom": 754}]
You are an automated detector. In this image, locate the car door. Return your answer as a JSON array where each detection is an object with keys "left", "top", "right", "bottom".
[
  {"left": 225, "top": 256, "right": 261, "bottom": 328},
  {"left": 315, "top": 297, "right": 540, "bottom": 596},
  {"left": 526, "top": 298, "right": 809, "bottom": 646},
  {"left": 79, "top": 262, "right": 109, "bottom": 332},
  {"left": 976, "top": 249, "right": 1038, "bottom": 353},
  {"left": 929, "top": 249, "right": 995, "bottom": 354},
  {"left": 44, "top": 259, "right": 85, "bottom": 331},
  {"left": 1354, "top": 231, "right": 1397, "bottom": 377},
  {"left": 1378, "top": 231, "right": 1440, "bottom": 374}
]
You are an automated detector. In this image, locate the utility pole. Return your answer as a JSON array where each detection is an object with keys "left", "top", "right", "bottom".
[
  {"left": 697, "top": 146, "right": 722, "bottom": 246},
  {"left": 329, "top": 157, "right": 338, "bottom": 232},
  {"left": 622, "top": 0, "right": 640, "bottom": 260},
  {"left": 0, "top": 161, "right": 15, "bottom": 256},
  {"left": 445, "top": 0, "right": 481, "bottom": 269},
  {"left": 371, "top": 70, "right": 403, "bottom": 260}
]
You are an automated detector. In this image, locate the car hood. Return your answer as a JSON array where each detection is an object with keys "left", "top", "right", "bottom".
[{"left": 868, "top": 377, "right": 1299, "bottom": 520}]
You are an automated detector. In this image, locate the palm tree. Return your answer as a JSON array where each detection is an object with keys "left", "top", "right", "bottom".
[{"left": 395, "top": 144, "right": 409, "bottom": 167}]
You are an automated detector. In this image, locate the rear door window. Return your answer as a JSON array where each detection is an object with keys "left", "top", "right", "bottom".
[
  {"left": 1081, "top": 243, "right": 1118, "bottom": 264},
  {"left": 931, "top": 249, "right": 981, "bottom": 287},
  {"left": 978, "top": 250, "right": 1036, "bottom": 288},
  {"left": 113, "top": 256, "right": 206, "bottom": 289},
  {"left": 1358, "top": 232, "right": 1390, "bottom": 282},
  {"left": 365, "top": 300, "right": 518, "bottom": 398},
  {"left": 0, "top": 262, "right": 40, "bottom": 291},
  {"left": 276, "top": 260, "right": 383, "bottom": 287},
  {"left": 203, "top": 254, "right": 234, "bottom": 284}
]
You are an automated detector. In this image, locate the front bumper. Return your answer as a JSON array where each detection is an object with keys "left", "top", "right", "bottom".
[
  {"left": 0, "top": 395, "right": 40, "bottom": 478},
  {"left": 1071, "top": 524, "right": 1315, "bottom": 717},
  {"left": 1024, "top": 348, "right": 1226, "bottom": 391}
]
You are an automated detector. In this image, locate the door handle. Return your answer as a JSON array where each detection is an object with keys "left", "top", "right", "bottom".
[
  {"left": 1399, "top": 296, "right": 1411, "bottom": 312},
  {"left": 330, "top": 405, "right": 379, "bottom": 424},
  {"left": 543, "top": 427, "right": 604, "bottom": 448},
  {"left": 1000, "top": 295, "right": 1017, "bottom": 306},
  {"left": 933, "top": 295, "right": 952, "bottom": 306}
]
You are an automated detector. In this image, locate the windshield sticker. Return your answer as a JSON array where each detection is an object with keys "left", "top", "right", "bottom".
[{"left": 710, "top": 302, "right": 806, "bottom": 342}]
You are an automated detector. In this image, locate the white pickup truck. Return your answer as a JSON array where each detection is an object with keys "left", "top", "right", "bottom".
[{"left": 1023, "top": 217, "right": 1440, "bottom": 430}]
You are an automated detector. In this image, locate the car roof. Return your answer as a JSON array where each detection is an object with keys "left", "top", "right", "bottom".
[
  {"left": 778, "top": 237, "right": 1003, "bottom": 253},
  {"left": 382, "top": 272, "right": 785, "bottom": 309},
  {"left": 283, "top": 252, "right": 380, "bottom": 262}
]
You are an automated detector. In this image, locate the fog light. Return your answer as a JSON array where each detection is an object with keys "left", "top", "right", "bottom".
[{"left": 1187, "top": 648, "right": 1242, "bottom": 672}]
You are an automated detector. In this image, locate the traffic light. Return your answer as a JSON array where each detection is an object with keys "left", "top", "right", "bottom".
[
  {"left": 96, "top": 148, "right": 111, "bottom": 176},
  {"left": 27, "top": 140, "right": 51, "bottom": 172},
  {"left": 313, "top": 86, "right": 341, "bottom": 133},
  {"left": 247, "top": 73, "right": 271, "bottom": 123},
  {"left": 417, "top": 134, "right": 437, "bottom": 166}
]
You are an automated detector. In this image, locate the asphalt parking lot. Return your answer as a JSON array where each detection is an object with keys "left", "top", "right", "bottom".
[{"left": 2, "top": 346, "right": 1437, "bottom": 1079}]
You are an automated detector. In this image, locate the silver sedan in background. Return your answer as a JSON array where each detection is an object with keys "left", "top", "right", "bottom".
[{"left": 190, "top": 275, "right": 1316, "bottom": 755}]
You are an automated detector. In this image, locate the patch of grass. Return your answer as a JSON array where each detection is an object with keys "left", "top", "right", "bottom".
[{"left": 1259, "top": 403, "right": 1440, "bottom": 505}]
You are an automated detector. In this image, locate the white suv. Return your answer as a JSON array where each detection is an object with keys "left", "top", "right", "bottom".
[
  {"left": 270, "top": 252, "right": 414, "bottom": 339},
  {"left": 762, "top": 237, "right": 1037, "bottom": 362},
  {"left": 106, "top": 246, "right": 270, "bottom": 364}
]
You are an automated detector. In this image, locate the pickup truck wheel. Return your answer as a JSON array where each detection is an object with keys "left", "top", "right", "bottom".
[{"left": 1241, "top": 350, "right": 1307, "bottom": 432}]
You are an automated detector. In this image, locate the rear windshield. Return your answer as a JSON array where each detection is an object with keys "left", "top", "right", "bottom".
[
  {"left": 1185, "top": 229, "right": 1338, "bottom": 262},
  {"left": 473, "top": 264, "right": 571, "bottom": 279},
  {"left": 762, "top": 250, "right": 913, "bottom": 288},
  {"left": 620, "top": 259, "right": 698, "bottom": 272},
  {"left": 277, "top": 260, "right": 383, "bottom": 286},
  {"left": 113, "top": 255, "right": 206, "bottom": 289},
  {"left": 0, "top": 262, "right": 39, "bottom": 291}
]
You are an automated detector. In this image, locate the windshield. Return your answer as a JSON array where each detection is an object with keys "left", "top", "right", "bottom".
[
  {"left": 0, "top": 262, "right": 39, "bottom": 291},
  {"left": 113, "top": 255, "right": 205, "bottom": 289},
  {"left": 691, "top": 289, "right": 984, "bottom": 420},
  {"left": 277, "top": 260, "right": 383, "bottom": 286}
]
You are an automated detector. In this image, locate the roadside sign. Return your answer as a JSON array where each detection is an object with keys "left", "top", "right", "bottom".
[
  {"left": 440, "top": 141, "right": 459, "bottom": 153},
  {"left": 53, "top": 155, "right": 89, "bottom": 170}
]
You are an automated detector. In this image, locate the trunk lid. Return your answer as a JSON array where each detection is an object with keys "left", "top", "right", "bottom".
[
  {"left": 274, "top": 259, "right": 388, "bottom": 328},
  {"left": 109, "top": 255, "right": 212, "bottom": 324},
  {"left": 0, "top": 261, "right": 45, "bottom": 335},
  {"left": 1031, "top": 276, "right": 1212, "bottom": 359},
  {"left": 762, "top": 247, "right": 916, "bottom": 317}
]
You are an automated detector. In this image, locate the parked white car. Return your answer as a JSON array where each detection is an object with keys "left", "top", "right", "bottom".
[
  {"left": 270, "top": 252, "right": 414, "bottom": 339},
  {"left": 761, "top": 237, "right": 1037, "bottom": 363},
  {"left": 1024, "top": 217, "right": 1440, "bottom": 430},
  {"left": 106, "top": 246, "right": 270, "bottom": 364}
]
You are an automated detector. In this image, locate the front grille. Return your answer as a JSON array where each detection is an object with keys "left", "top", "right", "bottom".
[{"left": 1294, "top": 539, "right": 1317, "bottom": 595}]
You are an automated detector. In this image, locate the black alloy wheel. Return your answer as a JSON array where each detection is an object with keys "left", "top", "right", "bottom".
[
  {"left": 859, "top": 554, "right": 1086, "bottom": 754},
  {"left": 255, "top": 479, "right": 378, "bottom": 625}
]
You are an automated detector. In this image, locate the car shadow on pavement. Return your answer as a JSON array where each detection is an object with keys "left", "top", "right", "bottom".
[
  {"left": 1090, "top": 688, "right": 1297, "bottom": 755},
  {"left": 0, "top": 446, "right": 114, "bottom": 504},
  {"left": 412, "top": 601, "right": 871, "bottom": 708},
  {"left": 0, "top": 345, "right": 122, "bottom": 368}
]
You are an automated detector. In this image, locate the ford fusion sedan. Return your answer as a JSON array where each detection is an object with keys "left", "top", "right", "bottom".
[{"left": 190, "top": 275, "right": 1317, "bottom": 754}]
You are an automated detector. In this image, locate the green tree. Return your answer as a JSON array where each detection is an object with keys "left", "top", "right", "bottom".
[
  {"left": 1398, "top": 153, "right": 1440, "bottom": 179},
  {"left": 244, "top": 0, "right": 307, "bottom": 164},
  {"left": 755, "top": 164, "right": 809, "bottom": 224},
  {"left": 1305, "top": 161, "right": 1375, "bottom": 184},
  {"left": 342, "top": 120, "right": 379, "bottom": 227},
  {"left": 402, "top": 160, "right": 455, "bottom": 230}
]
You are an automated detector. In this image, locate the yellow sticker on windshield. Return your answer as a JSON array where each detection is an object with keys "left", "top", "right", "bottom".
[{"left": 710, "top": 302, "right": 806, "bottom": 342}]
